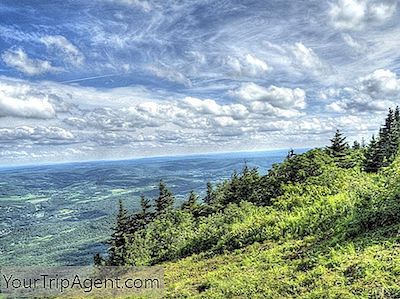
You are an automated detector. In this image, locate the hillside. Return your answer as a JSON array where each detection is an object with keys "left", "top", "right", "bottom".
[
  {"left": 162, "top": 156, "right": 400, "bottom": 298},
  {"left": 96, "top": 108, "right": 400, "bottom": 298}
]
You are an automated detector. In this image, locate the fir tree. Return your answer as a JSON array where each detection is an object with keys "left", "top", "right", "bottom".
[
  {"left": 155, "top": 180, "right": 175, "bottom": 217},
  {"left": 224, "top": 170, "right": 241, "bottom": 204},
  {"left": 380, "top": 108, "right": 395, "bottom": 164},
  {"left": 94, "top": 253, "right": 105, "bottom": 266},
  {"left": 237, "top": 163, "right": 260, "bottom": 203},
  {"left": 181, "top": 190, "right": 198, "bottom": 212},
  {"left": 108, "top": 199, "right": 128, "bottom": 265},
  {"left": 365, "top": 108, "right": 400, "bottom": 172},
  {"left": 137, "top": 194, "right": 153, "bottom": 228},
  {"left": 364, "top": 135, "right": 381, "bottom": 172},
  {"left": 352, "top": 140, "right": 361, "bottom": 150},
  {"left": 327, "top": 129, "right": 349, "bottom": 167},
  {"left": 387, "top": 107, "right": 400, "bottom": 160},
  {"left": 203, "top": 182, "right": 214, "bottom": 204}
]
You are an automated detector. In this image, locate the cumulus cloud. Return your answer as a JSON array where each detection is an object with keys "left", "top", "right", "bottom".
[
  {"left": 359, "top": 68, "right": 400, "bottom": 97},
  {"left": 326, "top": 69, "right": 400, "bottom": 113},
  {"left": 0, "top": 81, "right": 56, "bottom": 119},
  {"left": 40, "top": 35, "right": 84, "bottom": 66},
  {"left": 329, "top": 0, "right": 396, "bottom": 30},
  {"left": 0, "top": 96, "right": 55, "bottom": 119},
  {"left": 2, "top": 48, "right": 62, "bottom": 76},
  {"left": 290, "top": 43, "right": 329, "bottom": 76},
  {"left": 224, "top": 54, "right": 271, "bottom": 77},
  {"left": 0, "top": 126, "right": 74, "bottom": 143},
  {"left": 232, "top": 82, "right": 306, "bottom": 110},
  {"left": 182, "top": 97, "right": 248, "bottom": 119}
]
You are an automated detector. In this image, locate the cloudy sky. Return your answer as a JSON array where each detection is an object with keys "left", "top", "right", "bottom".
[{"left": 0, "top": 0, "right": 399, "bottom": 164}]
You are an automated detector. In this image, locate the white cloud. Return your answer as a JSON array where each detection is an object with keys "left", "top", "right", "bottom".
[
  {"left": 108, "top": 0, "right": 152, "bottom": 12},
  {"left": 0, "top": 80, "right": 56, "bottom": 119},
  {"left": 359, "top": 68, "right": 400, "bottom": 97},
  {"left": 329, "top": 0, "right": 396, "bottom": 30},
  {"left": 369, "top": 1, "right": 397, "bottom": 21},
  {"left": 0, "top": 96, "right": 55, "bottom": 119},
  {"left": 232, "top": 82, "right": 306, "bottom": 109},
  {"left": 2, "top": 48, "right": 61, "bottom": 76},
  {"left": 248, "top": 102, "right": 303, "bottom": 118},
  {"left": 40, "top": 35, "right": 84, "bottom": 66},
  {"left": 342, "top": 33, "right": 367, "bottom": 52},
  {"left": 290, "top": 43, "right": 326, "bottom": 75},
  {"left": 182, "top": 97, "right": 248, "bottom": 119},
  {"left": 0, "top": 126, "right": 74, "bottom": 142},
  {"left": 326, "top": 69, "right": 400, "bottom": 113},
  {"left": 225, "top": 54, "right": 271, "bottom": 77}
]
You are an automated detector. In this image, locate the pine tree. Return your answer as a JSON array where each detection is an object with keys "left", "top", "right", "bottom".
[
  {"left": 388, "top": 106, "right": 400, "bottom": 160},
  {"left": 224, "top": 170, "right": 241, "bottom": 204},
  {"left": 237, "top": 163, "right": 260, "bottom": 203},
  {"left": 137, "top": 194, "right": 153, "bottom": 228},
  {"left": 203, "top": 182, "right": 214, "bottom": 204},
  {"left": 155, "top": 180, "right": 175, "bottom": 217},
  {"left": 364, "top": 135, "right": 381, "bottom": 172},
  {"left": 394, "top": 106, "right": 400, "bottom": 130},
  {"left": 181, "top": 190, "right": 198, "bottom": 212},
  {"left": 327, "top": 129, "right": 349, "bottom": 167},
  {"left": 94, "top": 253, "right": 105, "bottom": 266},
  {"left": 379, "top": 108, "right": 395, "bottom": 164},
  {"left": 366, "top": 108, "right": 400, "bottom": 172},
  {"left": 352, "top": 140, "right": 361, "bottom": 150},
  {"left": 108, "top": 199, "right": 128, "bottom": 265}
]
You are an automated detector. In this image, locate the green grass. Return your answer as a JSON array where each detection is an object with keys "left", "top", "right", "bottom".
[
  {"left": 156, "top": 158, "right": 400, "bottom": 298},
  {"left": 162, "top": 228, "right": 400, "bottom": 298}
]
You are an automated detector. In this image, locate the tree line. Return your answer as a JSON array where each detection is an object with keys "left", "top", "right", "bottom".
[{"left": 94, "top": 106, "right": 400, "bottom": 267}]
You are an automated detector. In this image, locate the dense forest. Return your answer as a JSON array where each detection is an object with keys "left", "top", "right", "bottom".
[{"left": 95, "top": 107, "right": 400, "bottom": 298}]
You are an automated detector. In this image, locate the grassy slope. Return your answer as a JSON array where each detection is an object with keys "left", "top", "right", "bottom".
[
  {"left": 161, "top": 160, "right": 400, "bottom": 298},
  {"left": 163, "top": 226, "right": 400, "bottom": 298},
  {"left": 48, "top": 154, "right": 400, "bottom": 299}
]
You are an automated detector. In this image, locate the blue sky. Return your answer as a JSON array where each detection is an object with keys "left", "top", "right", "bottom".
[{"left": 0, "top": 0, "right": 399, "bottom": 164}]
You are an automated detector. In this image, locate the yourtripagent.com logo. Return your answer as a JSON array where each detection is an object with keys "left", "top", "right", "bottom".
[{"left": 0, "top": 266, "right": 163, "bottom": 298}]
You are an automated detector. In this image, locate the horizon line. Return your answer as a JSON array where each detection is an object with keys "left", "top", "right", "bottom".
[{"left": 0, "top": 147, "right": 313, "bottom": 170}]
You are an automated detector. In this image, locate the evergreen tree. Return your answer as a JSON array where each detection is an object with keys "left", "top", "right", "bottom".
[
  {"left": 181, "top": 190, "right": 198, "bottom": 212},
  {"left": 352, "top": 140, "right": 361, "bottom": 150},
  {"left": 94, "top": 253, "right": 105, "bottom": 266},
  {"left": 203, "top": 182, "right": 214, "bottom": 204},
  {"left": 327, "top": 129, "right": 349, "bottom": 167},
  {"left": 387, "top": 107, "right": 400, "bottom": 160},
  {"left": 108, "top": 199, "right": 128, "bottom": 265},
  {"left": 237, "top": 164, "right": 260, "bottom": 203},
  {"left": 155, "top": 180, "right": 175, "bottom": 217},
  {"left": 224, "top": 170, "right": 241, "bottom": 204},
  {"left": 379, "top": 108, "right": 395, "bottom": 164},
  {"left": 365, "top": 108, "right": 400, "bottom": 172},
  {"left": 364, "top": 135, "right": 381, "bottom": 172},
  {"left": 394, "top": 106, "right": 400, "bottom": 130},
  {"left": 137, "top": 194, "right": 153, "bottom": 228}
]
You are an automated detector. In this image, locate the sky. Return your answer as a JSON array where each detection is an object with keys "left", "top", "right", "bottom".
[{"left": 0, "top": 0, "right": 400, "bottom": 165}]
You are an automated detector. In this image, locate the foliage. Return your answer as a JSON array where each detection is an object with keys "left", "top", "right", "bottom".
[
  {"left": 327, "top": 129, "right": 350, "bottom": 168},
  {"left": 155, "top": 180, "right": 175, "bottom": 216},
  {"left": 364, "top": 107, "right": 400, "bottom": 172},
  {"left": 93, "top": 107, "right": 400, "bottom": 298}
]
